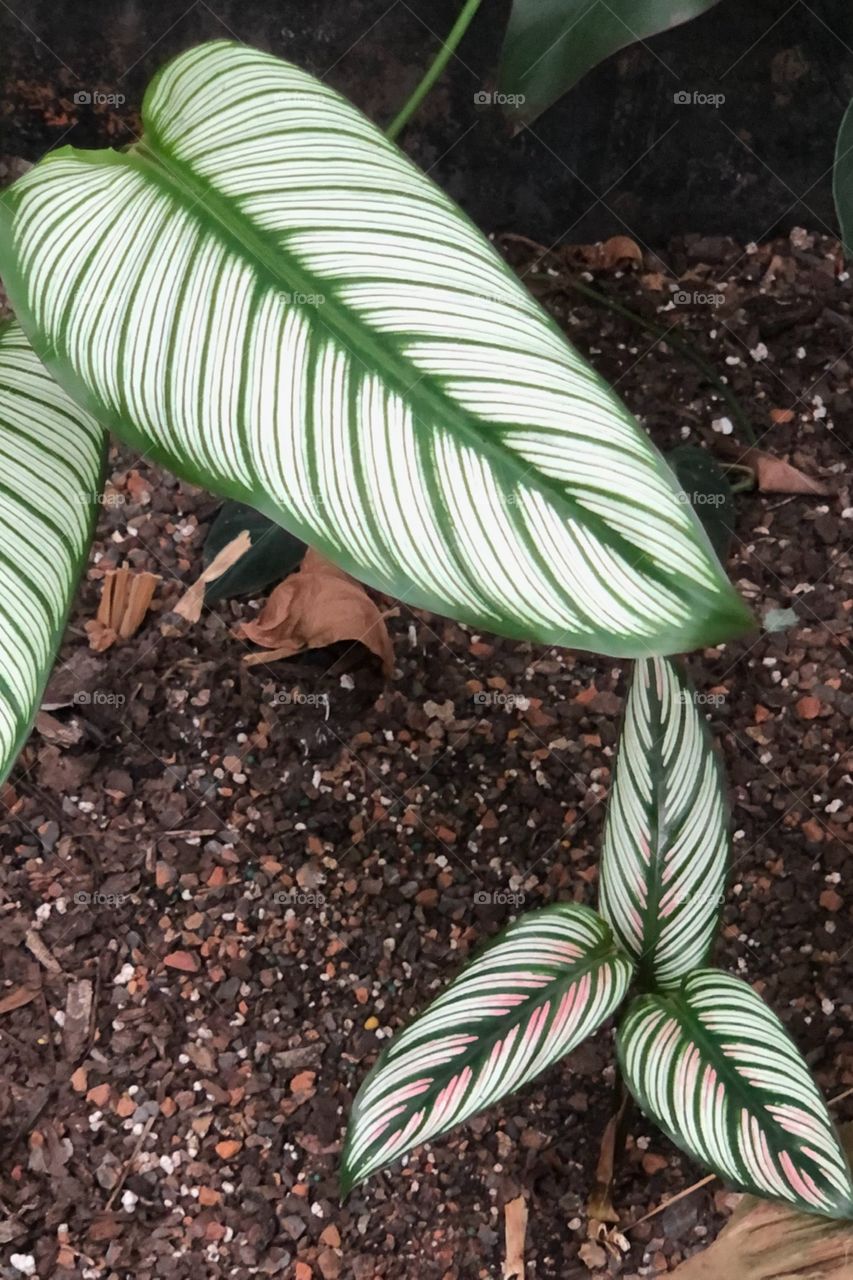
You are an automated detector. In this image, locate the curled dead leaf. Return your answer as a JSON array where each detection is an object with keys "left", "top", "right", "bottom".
[
  {"left": 564, "top": 236, "right": 644, "bottom": 271},
  {"left": 598, "top": 235, "right": 644, "bottom": 269},
  {"left": 240, "top": 549, "right": 394, "bottom": 676}
]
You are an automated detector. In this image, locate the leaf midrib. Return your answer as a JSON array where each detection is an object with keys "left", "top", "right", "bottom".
[
  {"left": 345, "top": 940, "right": 630, "bottom": 1180},
  {"left": 664, "top": 988, "right": 832, "bottom": 1192},
  {"left": 120, "top": 129, "right": 697, "bottom": 604}
]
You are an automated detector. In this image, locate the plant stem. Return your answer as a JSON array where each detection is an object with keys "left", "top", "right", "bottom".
[{"left": 386, "top": 0, "right": 484, "bottom": 141}]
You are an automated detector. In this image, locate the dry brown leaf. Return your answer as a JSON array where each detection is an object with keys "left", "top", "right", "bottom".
[
  {"left": 718, "top": 444, "right": 829, "bottom": 495},
  {"left": 0, "top": 984, "right": 40, "bottom": 1015},
  {"left": 86, "top": 567, "right": 160, "bottom": 650},
  {"left": 588, "top": 1098, "right": 627, "bottom": 1226},
  {"left": 598, "top": 235, "right": 644, "bottom": 269},
  {"left": 503, "top": 1196, "right": 528, "bottom": 1280},
  {"left": 565, "top": 236, "right": 644, "bottom": 271},
  {"left": 174, "top": 530, "right": 252, "bottom": 623},
  {"left": 672, "top": 1179, "right": 852, "bottom": 1276},
  {"left": 63, "top": 979, "right": 94, "bottom": 1061},
  {"left": 24, "top": 929, "right": 62, "bottom": 975},
  {"left": 240, "top": 549, "right": 394, "bottom": 675},
  {"left": 746, "top": 450, "right": 829, "bottom": 495}
]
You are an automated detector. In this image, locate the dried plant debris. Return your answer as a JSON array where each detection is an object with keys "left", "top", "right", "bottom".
[
  {"left": 86, "top": 566, "right": 160, "bottom": 651},
  {"left": 240, "top": 549, "right": 395, "bottom": 675}
]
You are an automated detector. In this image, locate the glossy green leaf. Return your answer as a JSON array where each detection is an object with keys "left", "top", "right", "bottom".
[
  {"left": 599, "top": 656, "right": 729, "bottom": 988},
  {"left": 0, "top": 41, "right": 751, "bottom": 659},
  {"left": 0, "top": 321, "right": 107, "bottom": 785},
  {"left": 834, "top": 97, "right": 853, "bottom": 257},
  {"left": 342, "top": 904, "right": 633, "bottom": 1193},
  {"left": 499, "top": 0, "right": 723, "bottom": 125},
  {"left": 203, "top": 500, "right": 305, "bottom": 603},
  {"left": 618, "top": 971, "right": 853, "bottom": 1220}
]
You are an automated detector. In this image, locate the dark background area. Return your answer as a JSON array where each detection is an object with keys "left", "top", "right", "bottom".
[{"left": 1, "top": 0, "right": 853, "bottom": 249}]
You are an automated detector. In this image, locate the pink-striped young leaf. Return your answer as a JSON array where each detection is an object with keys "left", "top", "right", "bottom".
[
  {"left": 618, "top": 971, "right": 853, "bottom": 1219},
  {"left": 341, "top": 904, "right": 633, "bottom": 1192},
  {"left": 599, "top": 656, "right": 729, "bottom": 988}
]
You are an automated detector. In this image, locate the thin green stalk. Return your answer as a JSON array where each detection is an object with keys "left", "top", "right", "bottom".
[{"left": 386, "top": 0, "right": 484, "bottom": 141}]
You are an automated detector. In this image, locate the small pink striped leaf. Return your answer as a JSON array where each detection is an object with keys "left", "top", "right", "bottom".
[
  {"left": 599, "top": 656, "right": 729, "bottom": 988},
  {"left": 341, "top": 903, "right": 633, "bottom": 1192},
  {"left": 618, "top": 970, "right": 853, "bottom": 1219}
]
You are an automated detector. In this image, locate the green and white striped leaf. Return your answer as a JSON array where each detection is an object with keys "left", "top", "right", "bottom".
[
  {"left": 342, "top": 904, "right": 633, "bottom": 1193},
  {"left": 0, "top": 321, "right": 106, "bottom": 786},
  {"left": 599, "top": 657, "right": 729, "bottom": 988},
  {"left": 618, "top": 971, "right": 853, "bottom": 1219},
  {"left": 0, "top": 40, "right": 752, "bottom": 658}
]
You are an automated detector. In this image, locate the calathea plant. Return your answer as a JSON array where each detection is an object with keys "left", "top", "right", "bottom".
[
  {"left": 342, "top": 657, "right": 853, "bottom": 1221},
  {"left": 0, "top": 40, "right": 751, "bottom": 788}
]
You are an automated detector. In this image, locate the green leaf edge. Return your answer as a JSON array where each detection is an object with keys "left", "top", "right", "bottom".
[
  {"left": 497, "top": 0, "right": 724, "bottom": 125},
  {"left": 0, "top": 319, "right": 109, "bottom": 789},
  {"left": 834, "top": 97, "right": 853, "bottom": 259}
]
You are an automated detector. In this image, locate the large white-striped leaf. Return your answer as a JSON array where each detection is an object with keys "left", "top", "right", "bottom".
[
  {"left": 341, "top": 904, "right": 633, "bottom": 1192},
  {"left": 618, "top": 971, "right": 853, "bottom": 1219},
  {"left": 0, "top": 40, "right": 752, "bottom": 658},
  {"left": 0, "top": 321, "right": 107, "bottom": 786},
  {"left": 598, "top": 657, "right": 729, "bottom": 988}
]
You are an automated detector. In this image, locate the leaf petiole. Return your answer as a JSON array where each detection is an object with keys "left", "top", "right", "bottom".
[{"left": 386, "top": 0, "right": 484, "bottom": 141}]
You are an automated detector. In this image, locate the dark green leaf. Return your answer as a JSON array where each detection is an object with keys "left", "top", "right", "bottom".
[
  {"left": 499, "top": 0, "right": 723, "bottom": 125},
  {"left": 835, "top": 98, "right": 853, "bottom": 257},
  {"left": 203, "top": 500, "right": 305, "bottom": 603},
  {"left": 668, "top": 445, "right": 735, "bottom": 563}
]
